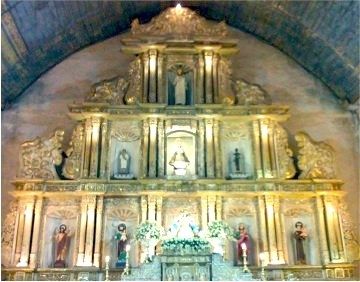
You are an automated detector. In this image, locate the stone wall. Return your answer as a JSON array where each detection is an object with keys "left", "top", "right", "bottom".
[{"left": 2, "top": 28, "right": 358, "bottom": 239}]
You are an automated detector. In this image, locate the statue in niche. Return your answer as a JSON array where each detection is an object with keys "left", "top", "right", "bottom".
[
  {"left": 167, "top": 211, "right": 199, "bottom": 239},
  {"left": 114, "top": 223, "right": 128, "bottom": 267},
  {"left": 234, "top": 223, "right": 250, "bottom": 265},
  {"left": 168, "top": 65, "right": 192, "bottom": 105},
  {"left": 114, "top": 149, "right": 133, "bottom": 179},
  {"left": 294, "top": 221, "right": 307, "bottom": 264},
  {"left": 229, "top": 148, "right": 248, "bottom": 179},
  {"left": 54, "top": 224, "right": 72, "bottom": 268},
  {"left": 169, "top": 144, "right": 190, "bottom": 176}
]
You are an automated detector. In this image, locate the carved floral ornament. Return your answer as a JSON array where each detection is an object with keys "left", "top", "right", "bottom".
[{"left": 130, "top": 6, "right": 228, "bottom": 39}]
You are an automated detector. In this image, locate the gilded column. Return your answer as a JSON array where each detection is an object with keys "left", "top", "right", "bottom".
[
  {"left": 17, "top": 200, "right": 35, "bottom": 267},
  {"left": 212, "top": 53, "right": 219, "bottom": 102},
  {"left": 323, "top": 196, "right": 341, "bottom": 261},
  {"left": 265, "top": 195, "right": 278, "bottom": 263},
  {"left": 141, "top": 196, "right": 148, "bottom": 222},
  {"left": 273, "top": 197, "right": 285, "bottom": 263},
  {"left": 82, "top": 118, "right": 93, "bottom": 177},
  {"left": 148, "top": 118, "right": 158, "bottom": 178},
  {"left": 84, "top": 196, "right": 96, "bottom": 266},
  {"left": 99, "top": 119, "right": 109, "bottom": 178},
  {"left": 205, "top": 119, "right": 215, "bottom": 177},
  {"left": 316, "top": 196, "right": 330, "bottom": 264},
  {"left": 156, "top": 196, "right": 163, "bottom": 226},
  {"left": 268, "top": 121, "right": 277, "bottom": 177},
  {"left": 148, "top": 196, "right": 156, "bottom": 222},
  {"left": 279, "top": 208, "right": 289, "bottom": 263},
  {"left": 197, "top": 120, "right": 205, "bottom": 177},
  {"left": 93, "top": 196, "right": 103, "bottom": 267},
  {"left": 29, "top": 198, "right": 43, "bottom": 268},
  {"left": 148, "top": 49, "right": 157, "bottom": 103},
  {"left": 142, "top": 52, "right": 149, "bottom": 102},
  {"left": 157, "top": 52, "right": 164, "bottom": 103},
  {"left": 77, "top": 197, "right": 88, "bottom": 266},
  {"left": 89, "top": 118, "right": 101, "bottom": 178},
  {"left": 157, "top": 119, "right": 165, "bottom": 177},
  {"left": 141, "top": 120, "right": 150, "bottom": 178},
  {"left": 201, "top": 196, "right": 208, "bottom": 229},
  {"left": 213, "top": 120, "right": 222, "bottom": 178},
  {"left": 208, "top": 196, "right": 216, "bottom": 223},
  {"left": 215, "top": 196, "right": 222, "bottom": 220},
  {"left": 333, "top": 201, "right": 345, "bottom": 260},
  {"left": 197, "top": 54, "right": 205, "bottom": 103},
  {"left": 257, "top": 196, "right": 269, "bottom": 263},
  {"left": 252, "top": 120, "right": 263, "bottom": 179},
  {"left": 14, "top": 204, "right": 25, "bottom": 265},
  {"left": 260, "top": 119, "right": 273, "bottom": 178},
  {"left": 204, "top": 51, "right": 213, "bottom": 103}
]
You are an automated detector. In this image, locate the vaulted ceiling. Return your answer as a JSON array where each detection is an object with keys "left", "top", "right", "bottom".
[{"left": 2, "top": 0, "right": 359, "bottom": 109}]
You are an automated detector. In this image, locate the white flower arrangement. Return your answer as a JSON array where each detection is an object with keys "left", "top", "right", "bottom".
[
  {"left": 161, "top": 238, "right": 211, "bottom": 254},
  {"left": 207, "top": 220, "right": 234, "bottom": 239},
  {"left": 134, "top": 221, "right": 162, "bottom": 241}
]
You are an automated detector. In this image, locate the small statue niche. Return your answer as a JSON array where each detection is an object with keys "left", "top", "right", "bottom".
[
  {"left": 114, "top": 149, "right": 134, "bottom": 179},
  {"left": 167, "top": 64, "right": 193, "bottom": 106},
  {"left": 229, "top": 148, "right": 249, "bottom": 179}
]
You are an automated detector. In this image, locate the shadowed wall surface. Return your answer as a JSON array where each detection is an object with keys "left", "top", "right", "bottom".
[{"left": 1, "top": 0, "right": 359, "bottom": 109}]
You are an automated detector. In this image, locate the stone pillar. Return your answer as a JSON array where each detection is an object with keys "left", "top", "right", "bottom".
[
  {"left": 157, "top": 119, "right": 165, "bottom": 177},
  {"left": 316, "top": 196, "right": 330, "bottom": 264},
  {"left": 333, "top": 203, "right": 345, "bottom": 260},
  {"left": 268, "top": 121, "right": 277, "bottom": 177},
  {"left": 265, "top": 195, "right": 278, "bottom": 264},
  {"left": 207, "top": 196, "right": 216, "bottom": 223},
  {"left": 197, "top": 120, "right": 205, "bottom": 177},
  {"left": 14, "top": 204, "right": 25, "bottom": 265},
  {"left": 29, "top": 198, "right": 43, "bottom": 268},
  {"left": 141, "top": 196, "right": 148, "bottom": 222},
  {"left": 17, "top": 200, "right": 35, "bottom": 267},
  {"left": 215, "top": 196, "right": 222, "bottom": 220},
  {"left": 212, "top": 53, "right": 219, "bottom": 102},
  {"left": 205, "top": 119, "right": 215, "bottom": 178},
  {"left": 156, "top": 197, "right": 163, "bottom": 226},
  {"left": 273, "top": 197, "right": 285, "bottom": 263},
  {"left": 201, "top": 196, "right": 208, "bottom": 229},
  {"left": 213, "top": 120, "right": 222, "bottom": 178},
  {"left": 84, "top": 196, "right": 96, "bottom": 266},
  {"left": 257, "top": 196, "right": 269, "bottom": 264},
  {"left": 279, "top": 209, "right": 289, "bottom": 263},
  {"left": 93, "top": 196, "right": 103, "bottom": 267},
  {"left": 148, "top": 49, "right": 157, "bottom": 103},
  {"left": 142, "top": 52, "right": 149, "bottom": 102},
  {"left": 148, "top": 196, "right": 156, "bottom": 222},
  {"left": 148, "top": 118, "right": 158, "bottom": 178},
  {"left": 252, "top": 120, "right": 263, "bottom": 179},
  {"left": 99, "top": 119, "right": 109, "bottom": 178},
  {"left": 197, "top": 54, "right": 205, "bottom": 103},
  {"left": 89, "top": 118, "right": 101, "bottom": 178},
  {"left": 204, "top": 51, "right": 214, "bottom": 103},
  {"left": 141, "top": 120, "right": 149, "bottom": 178},
  {"left": 77, "top": 197, "right": 88, "bottom": 266}
]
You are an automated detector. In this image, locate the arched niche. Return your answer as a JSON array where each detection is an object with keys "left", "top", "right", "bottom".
[{"left": 166, "top": 130, "right": 196, "bottom": 178}]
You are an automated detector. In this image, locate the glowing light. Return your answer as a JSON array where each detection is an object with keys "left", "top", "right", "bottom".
[
  {"left": 126, "top": 244, "right": 131, "bottom": 252},
  {"left": 241, "top": 243, "right": 247, "bottom": 250},
  {"left": 105, "top": 256, "right": 110, "bottom": 263},
  {"left": 259, "top": 252, "right": 266, "bottom": 261},
  {"left": 176, "top": 3, "right": 182, "bottom": 10}
]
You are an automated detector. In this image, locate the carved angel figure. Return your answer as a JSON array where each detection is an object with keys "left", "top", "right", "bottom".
[
  {"left": 86, "top": 77, "right": 129, "bottom": 104},
  {"left": 63, "top": 124, "right": 84, "bottom": 179},
  {"left": 295, "top": 132, "right": 336, "bottom": 179},
  {"left": 20, "top": 129, "right": 64, "bottom": 179},
  {"left": 233, "top": 79, "right": 270, "bottom": 105}
]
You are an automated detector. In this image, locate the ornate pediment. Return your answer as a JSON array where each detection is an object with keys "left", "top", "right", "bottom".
[{"left": 130, "top": 6, "right": 228, "bottom": 40}]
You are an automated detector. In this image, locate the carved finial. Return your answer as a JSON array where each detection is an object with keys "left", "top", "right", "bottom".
[
  {"left": 233, "top": 79, "right": 271, "bottom": 105},
  {"left": 295, "top": 132, "right": 336, "bottom": 179}
]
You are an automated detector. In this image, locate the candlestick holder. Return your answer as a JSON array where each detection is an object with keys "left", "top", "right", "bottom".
[
  {"left": 241, "top": 243, "right": 250, "bottom": 273},
  {"left": 105, "top": 256, "right": 110, "bottom": 281},
  {"left": 123, "top": 244, "right": 131, "bottom": 276}
]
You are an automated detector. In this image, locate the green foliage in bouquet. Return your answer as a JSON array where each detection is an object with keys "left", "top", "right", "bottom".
[
  {"left": 161, "top": 238, "right": 211, "bottom": 254},
  {"left": 207, "top": 220, "right": 234, "bottom": 239},
  {"left": 134, "top": 221, "right": 162, "bottom": 241}
]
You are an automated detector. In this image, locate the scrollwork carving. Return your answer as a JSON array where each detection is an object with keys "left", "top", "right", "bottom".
[
  {"left": 295, "top": 132, "right": 336, "bottom": 179},
  {"left": 233, "top": 79, "right": 271, "bottom": 105},
  {"left": 86, "top": 76, "right": 129, "bottom": 104},
  {"left": 218, "top": 58, "right": 235, "bottom": 105},
  {"left": 111, "top": 122, "right": 141, "bottom": 142},
  {"left": 274, "top": 123, "right": 296, "bottom": 179},
  {"left": 63, "top": 123, "right": 84, "bottom": 180},
  {"left": 130, "top": 7, "right": 228, "bottom": 38},
  {"left": 20, "top": 129, "right": 64, "bottom": 179},
  {"left": 1, "top": 201, "right": 18, "bottom": 266}
]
